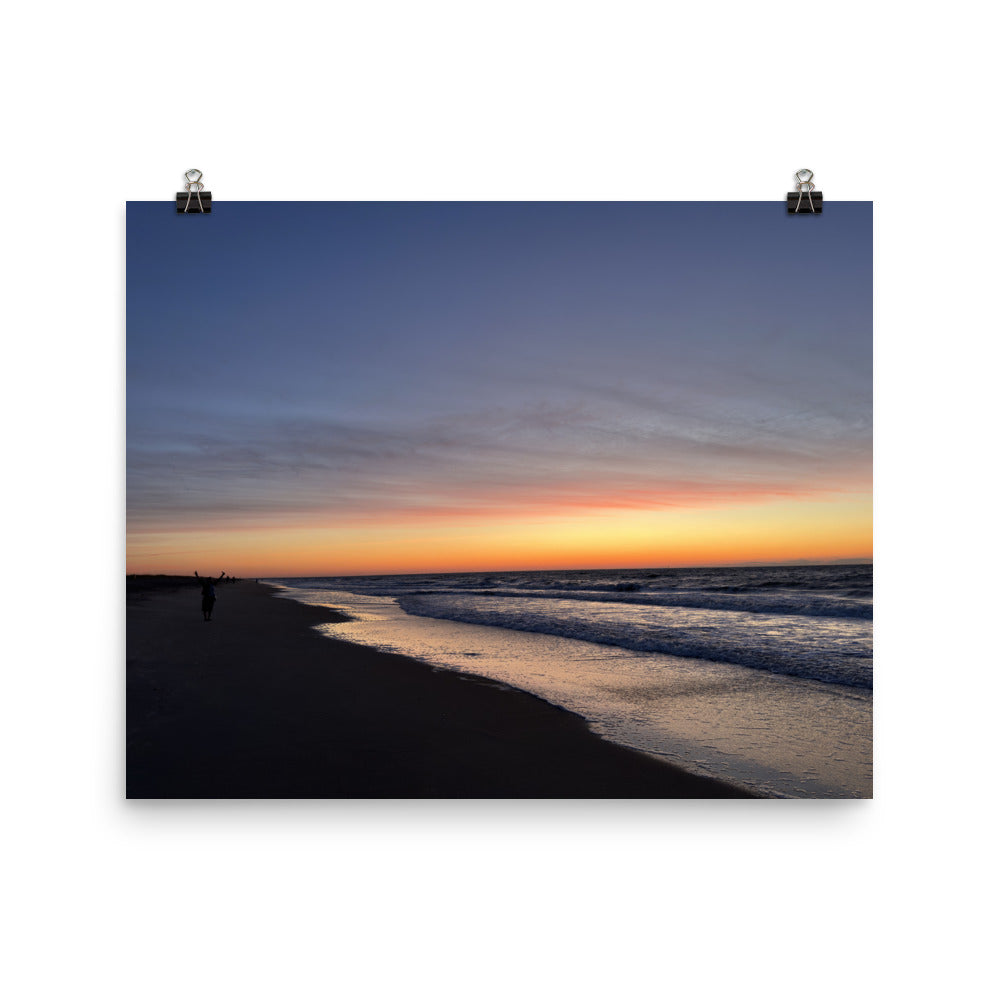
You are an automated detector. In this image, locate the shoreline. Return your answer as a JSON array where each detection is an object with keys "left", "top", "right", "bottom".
[{"left": 127, "top": 580, "right": 754, "bottom": 798}]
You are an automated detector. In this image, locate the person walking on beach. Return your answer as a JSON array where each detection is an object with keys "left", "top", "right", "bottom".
[{"left": 195, "top": 570, "right": 226, "bottom": 622}]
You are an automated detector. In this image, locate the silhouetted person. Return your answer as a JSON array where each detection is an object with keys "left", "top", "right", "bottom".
[{"left": 195, "top": 570, "right": 226, "bottom": 621}]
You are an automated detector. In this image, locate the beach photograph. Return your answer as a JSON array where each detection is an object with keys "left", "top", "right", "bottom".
[{"left": 127, "top": 201, "right": 872, "bottom": 798}]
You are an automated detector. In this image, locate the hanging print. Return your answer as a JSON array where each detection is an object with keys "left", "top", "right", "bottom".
[{"left": 127, "top": 201, "right": 872, "bottom": 798}]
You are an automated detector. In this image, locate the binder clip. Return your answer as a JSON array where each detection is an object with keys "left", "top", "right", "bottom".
[
  {"left": 787, "top": 169, "right": 822, "bottom": 214},
  {"left": 176, "top": 169, "right": 212, "bottom": 213}
]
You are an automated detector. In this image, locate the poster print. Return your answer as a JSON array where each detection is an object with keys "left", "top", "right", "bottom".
[{"left": 127, "top": 202, "right": 872, "bottom": 798}]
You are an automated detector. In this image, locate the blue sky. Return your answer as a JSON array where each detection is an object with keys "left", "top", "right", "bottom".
[{"left": 126, "top": 201, "right": 871, "bottom": 574}]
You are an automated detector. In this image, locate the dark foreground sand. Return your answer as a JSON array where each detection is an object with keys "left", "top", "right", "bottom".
[{"left": 126, "top": 581, "right": 752, "bottom": 798}]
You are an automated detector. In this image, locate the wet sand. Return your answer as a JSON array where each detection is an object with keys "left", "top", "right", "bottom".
[{"left": 126, "top": 580, "right": 753, "bottom": 798}]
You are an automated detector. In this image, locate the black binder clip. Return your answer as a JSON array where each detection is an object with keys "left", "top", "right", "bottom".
[
  {"left": 176, "top": 169, "right": 211, "bottom": 213},
  {"left": 787, "top": 169, "right": 822, "bottom": 214}
]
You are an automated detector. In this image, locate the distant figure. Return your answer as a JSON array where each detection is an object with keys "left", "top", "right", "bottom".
[{"left": 194, "top": 570, "right": 226, "bottom": 621}]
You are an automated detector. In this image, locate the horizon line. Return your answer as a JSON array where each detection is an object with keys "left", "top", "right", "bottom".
[{"left": 128, "top": 557, "right": 873, "bottom": 580}]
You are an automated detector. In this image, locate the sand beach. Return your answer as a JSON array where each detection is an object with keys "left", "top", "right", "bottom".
[{"left": 126, "top": 579, "right": 751, "bottom": 798}]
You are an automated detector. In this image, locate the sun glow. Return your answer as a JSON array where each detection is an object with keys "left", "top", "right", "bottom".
[{"left": 126, "top": 493, "right": 872, "bottom": 577}]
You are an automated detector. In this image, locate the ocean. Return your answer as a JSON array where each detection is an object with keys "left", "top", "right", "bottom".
[{"left": 267, "top": 564, "right": 873, "bottom": 798}]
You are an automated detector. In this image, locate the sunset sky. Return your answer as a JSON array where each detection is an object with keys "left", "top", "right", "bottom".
[{"left": 126, "top": 202, "right": 871, "bottom": 577}]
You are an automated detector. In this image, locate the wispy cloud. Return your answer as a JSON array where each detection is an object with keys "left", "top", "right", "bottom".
[{"left": 127, "top": 399, "right": 870, "bottom": 533}]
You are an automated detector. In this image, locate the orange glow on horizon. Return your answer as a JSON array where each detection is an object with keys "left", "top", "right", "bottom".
[{"left": 127, "top": 493, "right": 872, "bottom": 578}]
